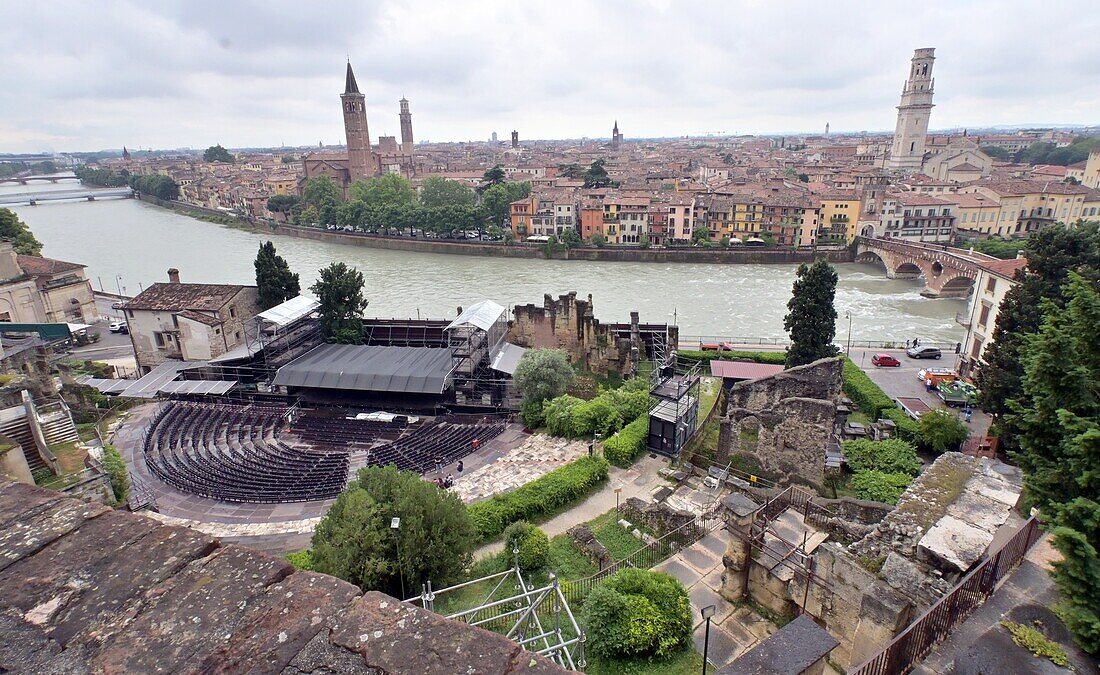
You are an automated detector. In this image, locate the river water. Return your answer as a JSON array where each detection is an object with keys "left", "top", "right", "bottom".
[{"left": 5, "top": 180, "right": 966, "bottom": 343}]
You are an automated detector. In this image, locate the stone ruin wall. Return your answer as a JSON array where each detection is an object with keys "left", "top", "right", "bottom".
[
  {"left": 717, "top": 357, "right": 844, "bottom": 489},
  {"left": 509, "top": 292, "right": 656, "bottom": 375}
]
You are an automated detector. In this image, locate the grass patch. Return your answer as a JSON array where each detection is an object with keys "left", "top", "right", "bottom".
[
  {"left": 586, "top": 648, "right": 704, "bottom": 675},
  {"left": 895, "top": 460, "right": 973, "bottom": 530},
  {"left": 847, "top": 411, "right": 873, "bottom": 426},
  {"left": 51, "top": 441, "right": 87, "bottom": 475},
  {"left": 697, "top": 376, "right": 721, "bottom": 424},
  {"left": 548, "top": 534, "right": 598, "bottom": 580},
  {"left": 1000, "top": 620, "right": 1069, "bottom": 667},
  {"left": 588, "top": 509, "right": 654, "bottom": 562}
]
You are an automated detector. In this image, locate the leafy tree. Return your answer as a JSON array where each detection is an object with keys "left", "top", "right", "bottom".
[
  {"left": 1050, "top": 504, "right": 1100, "bottom": 654},
  {"left": 797, "top": 173, "right": 810, "bottom": 182},
  {"left": 302, "top": 175, "right": 343, "bottom": 210},
  {"left": 692, "top": 226, "right": 712, "bottom": 245},
  {"left": 583, "top": 569, "right": 693, "bottom": 659},
  {"left": 419, "top": 175, "right": 474, "bottom": 209},
  {"left": 583, "top": 159, "right": 613, "bottom": 188},
  {"left": 502, "top": 521, "right": 550, "bottom": 571},
  {"left": 0, "top": 208, "right": 43, "bottom": 255},
  {"left": 299, "top": 204, "right": 320, "bottom": 226},
  {"left": 560, "top": 228, "right": 582, "bottom": 248},
  {"left": 203, "top": 144, "right": 235, "bottom": 163},
  {"left": 129, "top": 174, "right": 180, "bottom": 200},
  {"left": 310, "top": 262, "right": 368, "bottom": 344},
  {"left": 266, "top": 194, "right": 300, "bottom": 217},
  {"left": 590, "top": 232, "right": 607, "bottom": 247},
  {"left": 311, "top": 465, "right": 476, "bottom": 596},
  {"left": 557, "top": 163, "right": 583, "bottom": 179},
  {"left": 976, "top": 224, "right": 1099, "bottom": 447},
  {"left": 254, "top": 241, "right": 301, "bottom": 310},
  {"left": 980, "top": 145, "right": 1011, "bottom": 160},
  {"left": 967, "top": 236, "right": 1027, "bottom": 260},
  {"left": 917, "top": 409, "right": 969, "bottom": 453},
  {"left": 513, "top": 348, "right": 574, "bottom": 409},
  {"left": 350, "top": 173, "right": 417, "bottom": 208},
  {"left": 281, "top": 154, "right": 296, "bottom": 164},
  {"left": 481, "top": 181, "right": 531, "bottom": 228},
  {"left": 784, "top": 259, "right": 840, "bottom": 367},
  {"left": 760, "top": 231, "right": 776, "bottom": 246},
  {"left": 482, "top": 164, "right": 506, "bottom": 187}
]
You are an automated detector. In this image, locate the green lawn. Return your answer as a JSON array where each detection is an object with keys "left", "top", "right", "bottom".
[
  {"left": 696, "top": 376, "right": 721, "bottom": 426},
  {"left": 588, "top": 509, "right": 657, "bottom": 562},
  {"left": 586, "top": 648, "right": 705, "bottom": 675},
  {"left": 548, "top": 534, "right": 598, "bottom": 579}
]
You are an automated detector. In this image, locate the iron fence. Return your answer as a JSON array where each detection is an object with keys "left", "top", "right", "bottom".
[
  {"left": 677, "top": 336, "right": 959, "bottom": 351},
  {"left": 850, "top": 516, "right": 1042, "bottom": 675}
]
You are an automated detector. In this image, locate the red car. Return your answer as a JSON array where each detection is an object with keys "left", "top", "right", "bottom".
[{"left": 872, "top": 353, "right": 901, "bottom": 367}]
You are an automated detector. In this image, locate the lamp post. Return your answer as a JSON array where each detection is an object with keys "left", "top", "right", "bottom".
[
  {"left": 115, "top": 274, "right": 123, "bottom": 297},
  {"left": 845, "top": 311, "right": 853, "bottom": 357},
  {"left": 701, "top": 604, "right": 716, "bottom": 675},
  {"left": 614, "top": 486, "right": 622, "bottom": 513},
  {"left": 390, "top": 517, "right": 405, "bottom": 600}
]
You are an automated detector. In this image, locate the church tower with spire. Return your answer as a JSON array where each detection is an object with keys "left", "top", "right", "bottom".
[
  {"left": 611, "top": 121, "right": 623, "bottom": 150},
  {"left": 341, "top": 62, "right": 375, "bottom": 181}
]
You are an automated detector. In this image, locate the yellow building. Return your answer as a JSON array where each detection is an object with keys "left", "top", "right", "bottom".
[
  {"left": 816, "top": 192, "right": 862, "bottom": 243},
  {"left": 264, "top": 176, "right": 299, "bottom": 196},
  {"left": 952, "top": 192, "right": 1001, "bottom": 236},
  {"left": 958, "top": 180, "right": 1100, "bottom": 238}
]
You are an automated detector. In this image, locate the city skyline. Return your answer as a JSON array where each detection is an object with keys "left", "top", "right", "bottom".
[{"left": 2, "top": 0, "right": 1099, "bottom": 153}]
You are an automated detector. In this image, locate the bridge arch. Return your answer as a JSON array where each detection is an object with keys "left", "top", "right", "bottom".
[
  {"left": 894, "top": 262, "right": 923, "bottom": 278},
  {"left": 936, "top": 274, "right": 976, "bottom": 297}
]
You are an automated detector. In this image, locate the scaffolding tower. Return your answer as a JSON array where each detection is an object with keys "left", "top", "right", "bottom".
[{"left": 646, "top": 342, "right": 700, "bottom": 458}]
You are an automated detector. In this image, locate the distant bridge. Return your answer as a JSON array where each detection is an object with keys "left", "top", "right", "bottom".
[
  {"left": 0, "top": 174, "right": 79, "bottom": 186},
  {"left": 0, "top": 187, "right": 134, "bottom": 206},
  {"left": 855, "top": 236, "right": 1001, "bottom": 298}
]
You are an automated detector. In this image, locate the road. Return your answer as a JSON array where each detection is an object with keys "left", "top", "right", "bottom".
[{"left": 68, "top": 294, "right": 137, "bottom": 367}]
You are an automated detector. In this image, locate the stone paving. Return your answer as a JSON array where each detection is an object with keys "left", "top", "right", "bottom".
[
  {"left": 451, "top": 434, "right": 589, "bottom": 503},
  {"left": 653, "top": 528, "right": 778, "bottom": 671}
]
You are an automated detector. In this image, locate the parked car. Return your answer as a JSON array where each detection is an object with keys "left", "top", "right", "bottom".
[
  {"left": 871, "top": 353, "right": 900, "bottom": 367},
  {"left": 108, "top": 322, "right": 128, "bottom": 334},
  {"left": 110, "top": 301, "right": 124, "bottom": 310},
  {"left": 906, "top": 345, "right": 942, "bottom": 360},
  {"left": 917, "top": 368, "right": 956, "bottom": 385}
]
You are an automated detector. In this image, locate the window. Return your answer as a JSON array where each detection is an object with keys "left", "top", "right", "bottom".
[
  {"left": 971, "top": 337, "right": 984, "bottom": 360},
  {"left": 986, "top": 277, "right": 997, "bottom": 294},
  {"left": 235, "top": 331, "right": 241, "bottom": 341},
  {"left": 978, "top": 303, "right": 991, "bottom": 327}
]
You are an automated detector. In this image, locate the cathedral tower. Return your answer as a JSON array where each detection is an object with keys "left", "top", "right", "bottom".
[
  {"left": 886, "top": 48, "right": 935, "bottom": 171},
  {"left": 341, "top": 62, "right": 375, "bottom": 181},
  {"left": 399, "top": 98, "right": 414, "bottom": 154}
]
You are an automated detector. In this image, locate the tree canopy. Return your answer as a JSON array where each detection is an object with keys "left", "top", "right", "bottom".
[
  {"left": 203, "top": 144, "right": 235, "bottom": 163},
  {"left": 1015, "top": 136, "right": 1100, "bottom": 166},
  {"left": 583, "top": 159, "right": 613, "bottom": 188},
  {"left": 513, "top": 348, "right": 574, "bottom": 407},
  {"left": 254, "top": 241, "right": 301, "bottom": 310},
  {"left": 310, "top": 262, "right": 368, "bottom": 344},
  {"left": 302, "top": 175, "right": 343, "bottom": 211},
  {"left": 419, "top": 175, "right": 475, "bottom": 209},
  {"left": 481, "top": 164, "right": 506, "bottom": 187},
  {"left": 266, "top": 194, "right": 300, "bottom": 215},
  {"left": 310, "top": 465, "right": 475, "bottom": 596},
  {"left": 129, "top": 174, "right": 179, "bottom": 200},
  {"left": 0, "top": 208, "right": 43, "bottom": 256},
  {"left": 481, "top": 181, "right": 531, "bottom": 228},
  {"left": 784, "top": 259, "right": 840, "bottom": 367},
  {"left": 350, "top": 173, "right": 417, "bottom": 208}
]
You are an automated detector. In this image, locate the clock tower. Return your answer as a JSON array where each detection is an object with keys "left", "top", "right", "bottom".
[{"left": 341, "top": 62, "right": 375, "bottom": 181}]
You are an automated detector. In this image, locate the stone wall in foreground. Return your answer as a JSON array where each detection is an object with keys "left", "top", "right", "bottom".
[{"left": 0, "top": 480, "right": 566, "bottom": 674}]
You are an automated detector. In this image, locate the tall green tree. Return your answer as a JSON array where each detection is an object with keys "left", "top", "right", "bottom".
[
  {"left": 975, "top": 224, "right": 1100, "bottom": 451},
  {"left": 311, "top": 465, "right": 476, "bottom": 597},
  {"left": 481, "top": 181, "right": 531, "bottom": 228},
  {"left": 310, "top": 262, "right": 368, "bottom": 344},
  {"left": 266, "top": 194, "right": 300, "bottom": 217},
  {"left": 203, "top": 144, "right": 235, "bottom": 163},
  {"left": 583, "top": 159, "right": 613, "bottom": 188},
  {"left": 0, "top": 208, "right": 43, "bottom": 255},
  {"left": 481, "top": 164, "right": 506, "bottom": 187},
  {"left": 254, "top": 241, "right": 301, "bottom": 310},
  {"left": 129, "top": 174, "right": 180, "bottom": 200},
  {"left": 1008, "top": 274, "right": 1100, "bottom": 653},
  {"left": 349, "top": 173, "right": 417, "bottom": 208},
  {"left": 419, "top": 175, "right": 475, "bottom": 209},
  {"left": 302, "top": 176, "right": 342, "bottom": 210},
  {"left": 783, "top": 259, "right": 840, "bottom": 367},
  {"left": 513, "top": 348, "right": 575, "bottom": 425}
]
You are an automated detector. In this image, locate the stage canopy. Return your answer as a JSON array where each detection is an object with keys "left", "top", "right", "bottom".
[{"left": 272, "top": 343, "right": 454, "bottom": 394}]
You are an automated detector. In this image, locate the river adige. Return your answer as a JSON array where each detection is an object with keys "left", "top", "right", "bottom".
[{"left": 7, "top": 182, "right": 967, "bottom": 343}]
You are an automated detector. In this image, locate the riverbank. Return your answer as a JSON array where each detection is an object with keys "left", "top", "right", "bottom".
[{"left": 135, "top": 193, "right": 855, "bottom": 265}]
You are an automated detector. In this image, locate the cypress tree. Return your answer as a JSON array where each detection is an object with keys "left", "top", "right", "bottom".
[
  {"left": 784, "top": 259, "right": 840, "bottom": 367},
  {"left": 254, "top": 241, "right": 301, "bottom": 310}
]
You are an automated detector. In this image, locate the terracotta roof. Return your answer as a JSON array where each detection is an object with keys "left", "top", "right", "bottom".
[
  {"left": 710, "top": 360, "right": 785, "bottom": 381},
  {"left": 176, "top": 309, "right": 224, "bottom": 326},
  {"left": 16, "top": 255, "right": 85, "bottom": 276},
  {"left": 126, "top": 282, "right": 251, "bottom": 312},
  {"left": 979, "top": 257, "right": 1027, "bottom": 279}
]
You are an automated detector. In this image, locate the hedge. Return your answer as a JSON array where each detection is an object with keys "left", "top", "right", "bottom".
[
  {"left": 677, "top": 349, "right": 786, "bottom": 372},
  {"left": 603, "top": 416, "right": 648, "bottom": 468},
  {"left": 880, "top": 408, "right": 919, "bottom": 442},
  {"left": 842, "top": 358, "right": 895, "bottom": 419},
  {"left": 468, "top": 455, "right": 610, "bottom": 542}
]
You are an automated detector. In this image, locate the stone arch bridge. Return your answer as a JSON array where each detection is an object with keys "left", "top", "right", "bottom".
[{"left": 854, "top": 236, "right": 1001, "bottom": 298}]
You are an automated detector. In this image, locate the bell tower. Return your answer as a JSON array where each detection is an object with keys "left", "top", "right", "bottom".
[
  {"left": 341, "top": 61, "right": 375, "bottom": 181},
  {"left": 886, "top": 48, "right": 935, "bottom": 171},
  {"left": 399, "top": 98, "right": 414, "bottom": 154}
]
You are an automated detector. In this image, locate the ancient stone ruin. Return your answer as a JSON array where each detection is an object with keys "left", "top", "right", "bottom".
[{"left": 717, "top": 357, "right": 843, "bottom": 489}]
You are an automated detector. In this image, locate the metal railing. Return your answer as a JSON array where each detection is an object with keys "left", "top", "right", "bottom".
[
  {"left": 850, "top": 516, "right": 1042, "bottom": 675},
  {"left": 677, "top": 336, "right": 958, "bottom": 351}
]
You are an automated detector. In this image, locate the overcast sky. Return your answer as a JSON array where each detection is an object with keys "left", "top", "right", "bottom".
[{"left": 2, "top": 0, "right": 1098, "bottom": 153}]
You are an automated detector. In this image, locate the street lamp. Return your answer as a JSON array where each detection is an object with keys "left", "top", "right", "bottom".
[
  {"left": 701, "top": 604, "right": 717, "bottom": 675},
  {"left": 115, "top": 274, "right": 123, "bottom": 297},
  {"left": 390, "top": 517, "right": 405, "bottom": 600},
  {"left": 845, "top": 311, "right": 853, "bottom": 357}
]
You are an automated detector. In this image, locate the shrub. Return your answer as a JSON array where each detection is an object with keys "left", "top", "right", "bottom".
[
  {"left": 880, "top": 407, "right": 920, "bottom": 443},
  {"left": 1000, "top": 621, "right": 1070, "bottom": 666},
  {"left": 850, "top": 471, "right": 913, "bottom": 504},
  {"left": 583, "top": 569, "right": 693, "bottom": 660},
  {"left": 521, "top": 399, "right": 545, "bottom": 428},
  {"left": 542, "top": 395, "right": 584, "bottom": 437},
  {"left": 842, "top": 358, "right": 895, "bottom": 419},
  {"left": 603, "top": 416, "right": 648, "bottom": 468},
  {"left": 502, "top": 521, "right": 550, "bottom": 571},
  {"left": 286, "top": 550, "right": 314, "bottom": 570},
  {"left": 467, "top": 456, "right": 609, "bottom": 542},
  {"left": 917, "top": 409, "right": 970, "bottom": 453},
  {"left": 676, "top": 350, "right": 787, "bottom": 371},
  {"left": 842, "top": 439, "right": 921, "bottom": 476},
  {"left": 571, "top": 397, "right": 623, "bottom": 438},
  {"left": 101, "top": 444, "right": 130, "bottom": 504}
]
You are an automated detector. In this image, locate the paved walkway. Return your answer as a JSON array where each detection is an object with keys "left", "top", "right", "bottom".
[
  {"left": 913, "top": 536, "right": 1098, "bottom": 675},
  {"left": 473, "top": 453, "right": 670, "bottom": 559},
  {"left": 652, "top": 528, "right": 777, "bottom": 670}
]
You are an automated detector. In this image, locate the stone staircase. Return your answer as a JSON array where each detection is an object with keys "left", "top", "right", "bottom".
[{"left": 0, "top": 416, "right": 45, "bottom": 473}]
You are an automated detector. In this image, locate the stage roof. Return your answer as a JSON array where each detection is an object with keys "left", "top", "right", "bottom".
[
  {"left": 489, "top": 342, "right": 526, "bottom": 375},
  {"left": 272, "top": 344, "right": 454, "bottom": 394},
  {"left": 710, "top": 360, "right": 785, "bottom": 381},
  {"left": 257, "top": 295, "right": 320, "bottom": 327},
  {"left": 446, "top": 300, "right": 505, "bottom": 332}
]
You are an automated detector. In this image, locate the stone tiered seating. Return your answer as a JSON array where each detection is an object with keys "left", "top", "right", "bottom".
[
  {"left": 366, "top": 419, "right": 506, "bottom": 474},
  {"left": 143, "top": 402, "right": 349, "bottom": 503}
]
